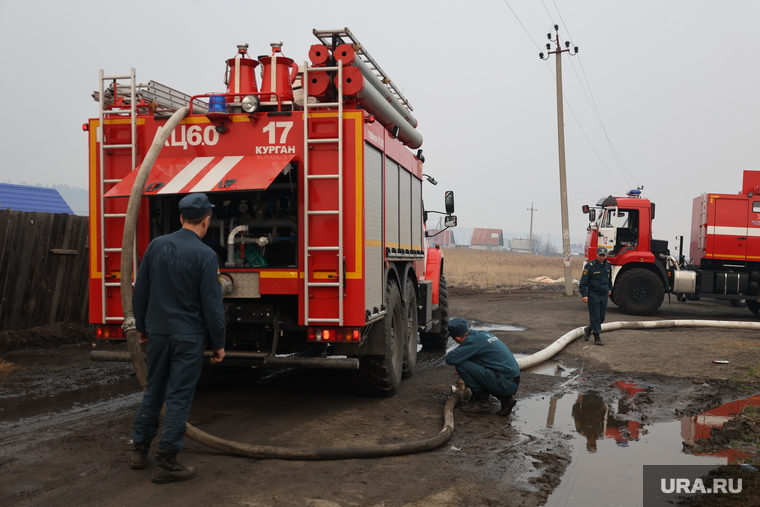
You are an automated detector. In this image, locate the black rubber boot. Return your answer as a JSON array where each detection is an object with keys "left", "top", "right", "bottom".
[
  {"left": 151, "top": 448, "right": 196, "bottom": 484},
  {"left": 594, "top": 333, "right": 604, "bottom": 346},
  {"left": 496, "top": 395, "right": 517, "bottom": 417},
  {"left": 130, "top": 438, "right": 153, "bottom": 470},
  {"left": 583, "top": 326, "right": 591, "bottom": 341},
  {"left": 462, "top": 390, "right": 492, "bottom": 413}
]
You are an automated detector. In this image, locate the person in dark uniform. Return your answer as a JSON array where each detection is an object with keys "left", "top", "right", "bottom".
[
  {"left": 571, "top": 391, "right": 607, "bottom": 453},
  {"left": 579, "top": 247, "right": 613, "bottom": 346},
  {"left": 130, "top": 193, "right": 226, "bottom": 483},
  {"left": 445, "top": 318, "right": 520, "bottom": 416}
]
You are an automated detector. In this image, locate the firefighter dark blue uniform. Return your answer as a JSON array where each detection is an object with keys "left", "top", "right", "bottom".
[
  {"left": 130, "top": 193, "right": 225, "bottom": 483},
  {"left": 445, "top": 318, "right": 520, "bottom": 416},
  {"left": 579, "top": 247, "right": 613, "bottom": 345}
]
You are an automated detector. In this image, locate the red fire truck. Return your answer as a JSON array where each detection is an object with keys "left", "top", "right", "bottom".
[
  {"left": 87, "top": 28, "right": 456, "bottom": 395},
  {"left": 581, "top": 171, "right": 760, "bottom": 316}
]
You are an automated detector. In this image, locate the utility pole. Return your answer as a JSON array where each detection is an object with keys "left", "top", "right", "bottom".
[
  {"left": 527, "top": 202, "right": 537, "bottom": 254},
  {"left": 540, "top": 25, "right": 578, "bottom": 297}
]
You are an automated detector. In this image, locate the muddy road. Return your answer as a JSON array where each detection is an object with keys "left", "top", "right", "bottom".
[{"left": 1, "top": 289, "right": 758, "bottom": 507}]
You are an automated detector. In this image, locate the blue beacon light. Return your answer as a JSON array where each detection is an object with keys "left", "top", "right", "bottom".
[{"left": 208, "top": 95, "right": 227, "bottom": 113}]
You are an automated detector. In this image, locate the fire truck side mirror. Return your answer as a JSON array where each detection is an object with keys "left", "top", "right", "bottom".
[
  {"left": 589, "top": 209, "right": 596, "bottom": 222},
  {"left": 582, "top": 205, "right": 590, "bottom": 214},
  {"left": 444, "top": 191, "right": 455, "bottom": 214},
  {"left": 444, "top": 215, "right": 457, "bottom": 228},
  {"left": 651, "top": 203, "right": 656, "bottom": 220}
]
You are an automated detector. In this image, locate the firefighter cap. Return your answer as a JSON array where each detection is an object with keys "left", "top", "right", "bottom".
[
  {"left": 447, "top": 318, "right": 469, "bottom": 338},
  {"left": 179, "top": 193, "right": 215, "bottom": 219},
  {"left": 596, "top": 247, "right": 608, "bottom": 255}
]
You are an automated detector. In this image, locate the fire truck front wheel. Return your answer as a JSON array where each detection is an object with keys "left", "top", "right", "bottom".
[
  {"left": 358, "top": 279, "right": 404, "bottom": 396},
  {"left": 402, "top": 277, "right": 419, "bottom": 379},
  {"left": 613, "top": 268, "right": 665, "bottom": 316},
  {"left": 420, "top": 275, "right": 449, "bottom": 349}
]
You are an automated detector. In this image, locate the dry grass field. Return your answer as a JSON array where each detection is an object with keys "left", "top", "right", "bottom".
[{"left": 441, "top": 247, "right": 585, "bottom": 291}]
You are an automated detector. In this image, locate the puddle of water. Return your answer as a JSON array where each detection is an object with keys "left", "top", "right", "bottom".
[
  {"left": 511, "top": 381, "right": 756, "bottom": 506},
  {"left": 469, "top": 319, "right": 528, "bottom": 333},
  {"left": 514, "top": 353, "right": 573, "bottom": 378}
]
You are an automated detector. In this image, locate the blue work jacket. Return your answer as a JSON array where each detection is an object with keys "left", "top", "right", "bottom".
[
  {"left": 579, "top": 259, "right": 613, "bottom": 297},
  {"left": 133, "top": 228, "right": 226, "bottom": 350},
  {"left": 445, "top": 330, "right": 520, "bottom": 377}
]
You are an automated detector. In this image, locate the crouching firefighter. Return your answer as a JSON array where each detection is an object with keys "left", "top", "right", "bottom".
[{"left": 445, "top": 318, "right": 520, "bottom": 416}]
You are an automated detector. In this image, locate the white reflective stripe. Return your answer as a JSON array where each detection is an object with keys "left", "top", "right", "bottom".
[
  {"left": 707, "top": 226, "right": 753, "bottom": 236},
  {"left": 190, "top": 156, "right": 244, "bottom": 192},
  {"left": 157, "top": 157, "right": 215, "bottom": 194}
]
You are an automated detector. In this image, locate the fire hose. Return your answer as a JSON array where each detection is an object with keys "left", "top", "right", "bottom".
[{"left": 118, "top": 107, "right": 760, "bottom": 460}]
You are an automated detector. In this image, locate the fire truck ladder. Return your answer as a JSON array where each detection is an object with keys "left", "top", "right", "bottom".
[
  {"left": 302, "top": 60, "right": 345, "bottom": 326},
  {"left": 97, "top": 69, "right": 139, "bottom": 324}
]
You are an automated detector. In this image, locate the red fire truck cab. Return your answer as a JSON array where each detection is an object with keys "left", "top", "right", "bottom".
[{"left": 582, "top": 171, "right": 760, "bottom": 317}]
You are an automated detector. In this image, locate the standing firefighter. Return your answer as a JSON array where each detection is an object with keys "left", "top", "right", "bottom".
[
  {"left": 130, "top": 193, "right": 226, "bottom": 483},
  {"left": 445, "top": 318, "right": 520, "bottom": 416},
  {"left": 580, "top": 247, "right": 613, "bottom": 346}
]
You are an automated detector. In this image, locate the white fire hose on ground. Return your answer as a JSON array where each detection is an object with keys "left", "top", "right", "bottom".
[
  {"left": 516, "top": 319, "right": 760, "bottom": 371},
  {"left": 118, "top": 107, "right": 760, "bottom": 460}
]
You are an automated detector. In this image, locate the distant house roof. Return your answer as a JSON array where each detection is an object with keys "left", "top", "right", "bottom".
[
  {"left": 427, "top": 229, "right": 455, "bottom": 247},
  {"left": 0, "top": 183, "right": 74, "bottom": 214},
  {"left": 471, "top": 228, "right": 504, "bottom": 246}
]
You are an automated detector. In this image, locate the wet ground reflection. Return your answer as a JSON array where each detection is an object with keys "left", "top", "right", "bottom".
[{"left": 512, "top": 381, "right": 758, "bottom": 506}]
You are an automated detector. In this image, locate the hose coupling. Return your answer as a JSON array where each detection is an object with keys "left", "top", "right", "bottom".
[{"left": 122, "top": 315, "right": 137, "bottom": 333}]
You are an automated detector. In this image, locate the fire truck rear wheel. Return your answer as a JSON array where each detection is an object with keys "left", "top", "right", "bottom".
[
  {"left": 402, "top": 277, "right": 419, "bottom": 378},
  {"left": 420, "top": 275, "right": 449, "bottom": 349},
  {"left": 746, "top": 300, "right": 760, "bottom": 317},
  {"left": 614, "top": 268, "right": 664, "bottom": 316},
  {"left": 358, "top": 279, "right": 404, "bottom": 396}
]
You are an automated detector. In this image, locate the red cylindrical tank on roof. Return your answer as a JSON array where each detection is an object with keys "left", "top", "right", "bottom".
[
  {"left": 309, "top": 44, "right": 330, "bottom": 66},
  {"left": 259, "top": 54, "right": 296, "bottom": 102},
  {"left": 226, "top": 45, "right": 259, "bottom": 105},
  {"left": 304, "top": 70, "right": 331, "bottom": 99}
]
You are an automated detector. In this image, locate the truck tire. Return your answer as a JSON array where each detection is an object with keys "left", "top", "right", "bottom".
[
  {"left": 402, "top": 277, "right": 418, "bottom": 378},
  {"left": 614, "top": 268, "right": 664, "bottom": 316},
  {"left": 746, "top": 300, "right": 760, "bottom": 317},
  {"left": 358, "top": 279, "right": 404, "bottom": 396},
  {"left": 420, "top": 275, "right": 449, "bottom": 349}
]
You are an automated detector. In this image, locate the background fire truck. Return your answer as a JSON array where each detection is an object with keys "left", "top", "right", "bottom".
[
  {"left": 87, "top": 28, "right": 456, "bottom": 396},
  {"left": 581, "top": 171, "right": 760, "bottom": 317}
]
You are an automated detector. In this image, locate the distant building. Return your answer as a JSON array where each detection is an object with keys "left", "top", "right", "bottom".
[
  {"left": 427, "top": 229, "right": 456, "bottom": 248},
  {"left": 511, "top": 237, "right": 535, "bottom": 254},
  {"left": 0, "top": 183, "right": 74, "bottom": 214},
  {"left": 471, "top": 228, "right": 504, "bottom": 250},
  {"left": 571, "top": 242, "right": 585, "bottom": 255}
]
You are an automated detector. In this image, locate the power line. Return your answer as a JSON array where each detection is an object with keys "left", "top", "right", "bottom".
[
  {"left": 551, "top": 0, "right": 639, "bottom": 188},
  {"left": 502, "top": 0, "right": 634, "bottom": 193}
]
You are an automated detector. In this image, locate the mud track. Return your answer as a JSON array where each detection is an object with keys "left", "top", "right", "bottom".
[{"left": 1, "top": 289, "right": 758, "bottom": 506}]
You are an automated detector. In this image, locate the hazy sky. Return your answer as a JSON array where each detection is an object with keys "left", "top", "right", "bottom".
[{"left": 1, "top": 0, "right": 758, "bottom": 251}]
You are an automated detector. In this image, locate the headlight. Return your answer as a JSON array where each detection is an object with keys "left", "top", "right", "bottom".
[{"left": 241, "top": 95, "right": 260, "bottom": 113}]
